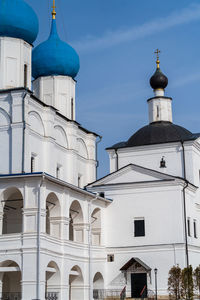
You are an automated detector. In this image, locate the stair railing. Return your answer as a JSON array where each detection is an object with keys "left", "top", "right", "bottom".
[
  {"left": 140, "top": 285, "right": 147, "bottom": 298},
  {"left": 120, "top": 286, "right": 126, "bottom": 300}
]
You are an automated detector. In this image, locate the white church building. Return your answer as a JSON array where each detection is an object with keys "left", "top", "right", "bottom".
[{"left": 0, "top": 1, "right": 200, "bottom": 300}]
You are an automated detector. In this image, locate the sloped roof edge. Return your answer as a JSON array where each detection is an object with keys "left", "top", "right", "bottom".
[{"left": 120, "top": 257, "right": 151, "bottom": 272}]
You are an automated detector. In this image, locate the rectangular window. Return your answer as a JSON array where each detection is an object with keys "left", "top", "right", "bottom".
[
  {"left": 187, "top": 218, "right": 191, "bottom": 236},
  {"left": 78, "top": 174, "right": 82, "bottom": 188},
  {"left": 31, "top": 156, "right": 35, "bottom": 172},
  {"left": 56, "top": 167, "right": 60, "bottom": 178},
  {"left": 134, "top": 219, "right": 145, "bottom": 237},
  {"left": 24, "top": 64, "right": 28, "bottom": 88},
  {"left": 56, "top": 164, "right": 62, "bottom": 179},
  {"left": 194, "top": 220, "right": 197, "bottom": 238},
  {"left": 107, "top": 254, "right": 114, "bottom": 262},
  {"left": 71, "top": 98, "right": 74, "bottom": 120}
]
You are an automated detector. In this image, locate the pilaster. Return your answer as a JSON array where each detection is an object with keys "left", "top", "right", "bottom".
[
  {"left": 73, "top": 223, "right": 89, "bottom": 243},
  {"left": 23, "top": 208, "right": 38, "bottom": 233}
]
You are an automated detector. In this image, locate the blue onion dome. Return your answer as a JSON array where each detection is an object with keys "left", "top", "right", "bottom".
[
  {"left": 0, "top": 0, "right": 39, "bottom": 44},
  {"left": 32, "top": 18, "right": 80, "bottom": 80}
]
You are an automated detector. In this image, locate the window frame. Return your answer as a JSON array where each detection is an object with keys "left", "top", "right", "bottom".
[
  {"left": 187, "top": 218, "right": 191, "bottom": 237},
  {"left": 134, "top": 218, "right": 145, "bottom": 237},
  {"left": 194, "top": 219, "right": 197, "bottom": 238},
  {"left": 24, "top": 64, "right": 28, "bottom": 88}
]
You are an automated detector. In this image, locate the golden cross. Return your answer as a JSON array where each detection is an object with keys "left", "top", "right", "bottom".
[
  {"left": 52, "top": 0, "right": 56, "bottom": 19},
  {"left": 154, "top": 49, "right": 160, "bottom": 68}
]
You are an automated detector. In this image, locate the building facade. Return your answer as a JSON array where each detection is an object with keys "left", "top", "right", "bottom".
[{"left": 0, "top": 1, "right": 200, "bottom": 300}]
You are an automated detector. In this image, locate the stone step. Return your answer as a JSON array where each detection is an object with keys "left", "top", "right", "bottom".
[{"left": 126, "top": 298, "right": 148, "bottom": 300}]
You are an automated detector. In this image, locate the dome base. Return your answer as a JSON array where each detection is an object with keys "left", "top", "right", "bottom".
[
  {"left": 33, "top": 75, "right": 76, "bottom": 120},
  {"left": 0, "top": 37, "right": 32, "bottom": 90}
]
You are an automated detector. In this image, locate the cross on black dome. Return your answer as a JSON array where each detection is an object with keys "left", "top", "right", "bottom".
[{"left": 150, "top": 49, "right": 168, "bottom": 90}]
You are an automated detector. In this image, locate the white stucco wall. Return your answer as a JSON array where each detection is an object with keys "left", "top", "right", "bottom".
[{"left": 0, "top": 89, "right": 97, "bottom": 186}]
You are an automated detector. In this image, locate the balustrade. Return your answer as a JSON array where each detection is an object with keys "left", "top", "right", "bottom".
[
  {"left": 0, "top": 293, "right": 21, "bottom": 300},
  {"left": 93, "top": 289, "right": 123, "bottom": 299},
  {"left": 45, "top": 292, "right": 59, "bottom": 300}
]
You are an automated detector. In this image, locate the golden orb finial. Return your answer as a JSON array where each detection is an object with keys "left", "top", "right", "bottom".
[
  {"left": 154, "top": 49, "right": 161, "bottom": 69},
  {"left": 52, "top": 0, "right": 56, "bottom": 19}
]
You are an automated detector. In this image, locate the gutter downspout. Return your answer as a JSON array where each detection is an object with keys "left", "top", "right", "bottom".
[
  {"left": 88, "top": 196, "right": 98, "bottom": 300},
  {"left": 22, "top": 92, "right": 27, "bottom": 173},
  {"left": 96, "top": 136, "right": 102, "bottom": 180},
  {"left": 36, "top": 175, "right": 45, "bottom": 300},
  {"left": 115, "top": 149, "right": 119, "bottom": 171},
  {"left": 180, "top": 141, "right": 189, "bottom": 268}
]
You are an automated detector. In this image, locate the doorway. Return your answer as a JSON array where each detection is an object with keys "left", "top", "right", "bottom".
[{"left": 131, "top": 273, "right": 147, "bottom": 298}]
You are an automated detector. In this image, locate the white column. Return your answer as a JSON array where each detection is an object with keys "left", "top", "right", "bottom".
[
  {"left": 21, "top": 253, "right": 38, "bottom": 300},
  {"left": 48, "top": 216, "right": 69, "bottom": 239},
  {"left": 0, "top": 277, "right": 2, "bottom": 299},
  {"left": 60, "top": 217, "right": 70, "bottom": 240},
  {"left": 0, "top": 211, "right": 3, "bottom": 235},
  {"left": 23, "top": 208, "right": 37, "bottom": 233}
]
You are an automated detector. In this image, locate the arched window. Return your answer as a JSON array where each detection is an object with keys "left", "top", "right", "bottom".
[
  {"left": 46, "top": 261, "right": 60, "bottom": 299},
  {"left": 69, "top": 201, "right": 84, "bottom": 243},
  {"left": 0, "top": 260, "right": 21, "bottom": 297},
  {"left": 46, "top": 193, "right": 61, "bottom": 238},
  {"left": 69, "top": 265, "right": 84, "bottom": 300},
  {"left": 1, "top": 188, "right": 23, "bottom": 234},
  {"left": 93, "top": 272, "right": 104, "bottom": 299},
  {"left": 91, "top": 208, "right": 101, "bottom": 246}
]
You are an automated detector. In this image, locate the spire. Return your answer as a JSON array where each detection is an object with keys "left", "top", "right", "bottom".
[
  {"left": 154, "top": 49, "right": 160, "bottom": 69},
  {"left": 49, "top": 0, "right": 58, "bottom": 39},
  {"left": 52, "top": 0, "right": 56, "bottom": 19}
]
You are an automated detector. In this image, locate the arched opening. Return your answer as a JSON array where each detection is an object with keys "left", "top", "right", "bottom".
[
  {"left": 1, "top": 187, "right": 23, "bottom": 234},
  {"left": 0, "top": 260, "right": 21, "bottom": 299},
  {"left": 77, "top": 138, "right": 88, "bottom": 159},
  {"left": 45, "top": 261, "right": 60, "bottom": 300},
  {"left": 69, "top": 200, "right": 84, "bottom": 243},
  {"left": 46, "top": 193, "right": 61, "bottom": 238},
  {"left": 93, "top": 272, "right": 104, "bottom": 300},
  {"left": 0, "top": 109, "right": 11, "bottom": 174},
  {"left": 69, "top": 265, "right": 84, "bottom": 300},
  {"left": 91, "top": 208, "right": 101, "bottom": 246}
]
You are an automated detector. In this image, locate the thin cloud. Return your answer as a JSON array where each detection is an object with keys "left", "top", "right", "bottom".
[
  {"left": 79, "top": 81, "right": 148, "bottom": 108},
  {"left": 72, "top": 3, "right": 200, "bottom": 53},
  {"left": 171, "top": 72, "right": 200, "bottom": 88}
]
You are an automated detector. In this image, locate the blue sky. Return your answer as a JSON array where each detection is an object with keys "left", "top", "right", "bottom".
[{"left": 29, "top": 0, "right": 200, "bottom": 178}]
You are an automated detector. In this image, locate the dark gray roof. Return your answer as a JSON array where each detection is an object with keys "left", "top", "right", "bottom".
[{"left": 107, "top": 121, "right": 200, "bottom": 149}]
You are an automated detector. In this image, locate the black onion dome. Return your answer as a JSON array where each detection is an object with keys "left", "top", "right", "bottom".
[
  {"left": 108, "top": 122, "right": 200, "bottom": 149},
  {"left": 150, "top": 68, "right": 168, "bottom": 90}
]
